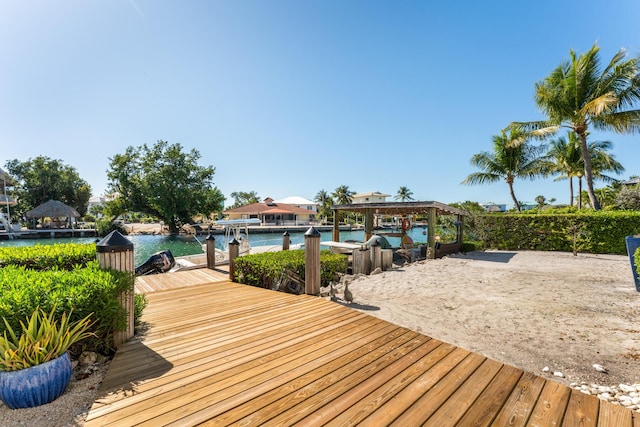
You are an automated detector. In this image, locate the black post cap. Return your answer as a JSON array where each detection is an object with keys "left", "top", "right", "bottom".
[{"left": 96, "top": 230, "right": 133, "bottom": 253}]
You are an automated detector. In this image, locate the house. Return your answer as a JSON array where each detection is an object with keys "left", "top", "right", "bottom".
[
  {"left": 223, "top": 197, "right": 315, "bottom": 226},
  {"left": 274, "top": 196, "right": 318, "bottom": 214},
  {"left": 352, "top": 192, "right": 390, "bottom": 204}
]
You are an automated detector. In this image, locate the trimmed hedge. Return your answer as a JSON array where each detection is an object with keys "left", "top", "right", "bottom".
[
  {"left": 233, "top": 249, "right": 347, "bottom": 290},
  {"left": 0, "top": 261, "right": 134, "bottom": 353},
  {"left": 472, "top": 211, "right": 640, "bottom": 254},
  {"left": 0, "top": 243, "right": 97, "bottom": 270}
]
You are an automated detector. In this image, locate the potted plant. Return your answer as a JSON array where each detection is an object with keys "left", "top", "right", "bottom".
[{"left": 0, "top": 306, "right": 94, "bottom": 409}]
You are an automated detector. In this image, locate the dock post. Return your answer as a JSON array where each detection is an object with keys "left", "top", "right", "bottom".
[
  {"left": 353, "top": 246, "right": 371, "bottom": 275},
  {"left": 96, "top": 231, "right": 134, "bottom": 349},
  {"left": 370, "top": 238, "right": 381, "bottom": 271},
  {"left": 206, "top": 233, "right": 216, "bottom": 269},
  {"left": 228, "top": 238, "right": 239, "bottom": 281},
  {"left": 282, "top": 231, "right": 290, "bottom": 251},
  {"left": 304, "top": 227, "right": 321, "bottom": 295}
]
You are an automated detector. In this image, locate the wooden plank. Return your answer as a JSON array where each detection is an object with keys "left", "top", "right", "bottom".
[
  {"left": 491, "top": 371, "right": 547, "bottom": 427},
  {"left": 389, "top": 352, "right": 487, "bottom": 425},
  {"left": 632, "top": 410, "right": 640, "bottom": 427},
  {"left": 526, "top": 380, "right": 572, "bottom": 426},
  {"left": 597, "top": 399, "right": 633, "bottom": 427},
  {"left": 562, "top": 389, "right": 599, "bottom": 427},
  {"left": 453, "top": 364, "right": 523, "bottom": 427}
]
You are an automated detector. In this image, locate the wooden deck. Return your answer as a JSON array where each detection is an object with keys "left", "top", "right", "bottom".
[{"left": 85, "top": 270, "right": 639, "bottom": 426}]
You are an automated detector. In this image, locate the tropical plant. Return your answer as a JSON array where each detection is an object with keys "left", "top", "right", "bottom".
[
  {"left": 462, "top": 128, "right": 550, "bottom": 211},
  {"left": 395, "top": 186, "right": 414, "bottom": 202},
  {"left": 512, "top": 42, "right": 640, "bottom": 210},
  {"left": 4, "top": 156, "right": 92, "bottom": 217},
  {"left": 229, "top": 191, "right": 260, "bottom": 209},
  {"left": 0, "top": 306, "right": 95, "bottom": 371},
  {"left": 332, "top": 185, "right": 354, "bottom": 205},
  {"left": 106, "top": 140, "right": 225, "bottom": 233},
  {"left": 314, "top": 189, "right": 334, "bottom": 223}
]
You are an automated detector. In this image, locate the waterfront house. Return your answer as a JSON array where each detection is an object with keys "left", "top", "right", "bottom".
[
  {"left": 352, "top": 191, "right": 390, "bottom": 204},
  {"left": 223, "top": 197, "right": 315, "bottom": 225}
]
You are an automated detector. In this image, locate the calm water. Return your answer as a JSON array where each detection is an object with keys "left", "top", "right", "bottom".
[{"left": 0, "top": 228, "right": 430, "bottom": 266}]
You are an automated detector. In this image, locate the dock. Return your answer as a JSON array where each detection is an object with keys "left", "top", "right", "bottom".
[{"left": 85, "top": 269, "right": 639, "bottom": 426}]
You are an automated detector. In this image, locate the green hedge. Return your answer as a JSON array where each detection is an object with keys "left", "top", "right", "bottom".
[
  {"left": 0, "top": 243, "right": 97, "bottom": 270},
  {"left": 0, "top": 261, "right": 134, "bottom": 353},
  {"left": 472, "top": 211, "right": 640, "bottom": 254},
  {"left": 233, "top": 249, "right": 348, "bottom": 289}
]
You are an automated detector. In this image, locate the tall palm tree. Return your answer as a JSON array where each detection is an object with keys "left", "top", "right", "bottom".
[
  {"left": 332, "top": 185, "right": 354, "bottom": 205},
  {"left": 314, "top": 189, "right": 334, "bottom": 223},
  {"left": 395, "top": 186, "right": 414, "bottom": 202},
  {"left": 513, "top": 43, "right": 640, "bottom": 210},
  {"left": 547, "top": 133, "right": 584, "bottom": 207},
  {"left": 462, "top": 128, "right": 550, "bottom": 211}
]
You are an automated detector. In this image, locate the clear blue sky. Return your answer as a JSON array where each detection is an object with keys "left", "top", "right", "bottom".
[{"left": 2, "top": 0, "right": 639, "bottom": 208}]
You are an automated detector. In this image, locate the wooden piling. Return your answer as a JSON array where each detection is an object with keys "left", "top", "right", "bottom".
[
  {"left": 352, "top": 247, "right": 371, "bottom": 275},
  {"left": 206, "top": 234, "right": 216, "bottom": 269},
  {"left": 304, "top": 227, "right": 321, "bottom": 295},
  {"left": 282, "top": 231, "right": 290, "bottom": 251},
  {"left": 370, "top": 239, "right": 382, "bottom": 271},
  {"left": 228, "top": 238, "right": 239, "bottom": 281},
  {"left": 96, "top": 231, "right": 134, "bottom": 349}
]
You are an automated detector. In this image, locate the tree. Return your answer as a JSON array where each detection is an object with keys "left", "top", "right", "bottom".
[
  {"left": 513, "top": 42, "right": 640, "bottom": 210},
  {"left": 546, "top": 133, "right": 583, "bottom": 207},
  {"left": 106, "top": 140, "right": 225, "bottom": 233},
  {"left": 314, "top": 189, "right": 334, "bottom": 224},
  {"left": 615, "top": 186, "right": 640, "bottom": 210},
  {"left": 462, "top": 128, "right": 550, "bottom": 211},
  {"left": 332, "top": 185, "right": 354, "bottom": 205},
  {"left": 229, "top": 191, "right": 260, "bottom": 209},
  {"left": 395, "top": 186, "right": 414, "bottom": 202},
  {"left": 5, "top": 156, "right": 92, "bottom": 217}
]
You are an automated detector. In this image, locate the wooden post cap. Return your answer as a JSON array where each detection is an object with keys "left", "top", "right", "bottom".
[
  {"left": 304, "top": 227, "right": 321, "bottom": 237},
  {"left": 96, "top": 230, "right": 133, "bottom": 253}
]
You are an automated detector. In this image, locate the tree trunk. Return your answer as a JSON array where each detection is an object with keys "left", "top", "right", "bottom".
[
  {"left": 569, "top": 177, "right": 574, "bottom": 207},
  {"left": 578, "top": 131, "right": 601, "bottom": 210},
  {"left": 578, "top": 178, "right": 583, "bottom": 209},
  {"left": 508, "top": 181, "right": 520, "bottom": 211}
]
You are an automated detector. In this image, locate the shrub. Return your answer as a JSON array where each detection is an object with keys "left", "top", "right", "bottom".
[
  {"left": 0, "top": 243, "right": 96, "bottom": 270},
  {"left": 97, "top": 219, "right": 127, "bottom": 237},
  {"left": 233, "top": 250, "right": 347, "bottom": 289}
]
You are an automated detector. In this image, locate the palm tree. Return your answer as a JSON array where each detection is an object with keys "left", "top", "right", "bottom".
[
  {"left": 513, "top": 43, "right": 640, "bottom": 210},
  {"left": 331, "top": 185, "right": 354, "bottom": 224},
  {"left": 332, "top": 185, "right": 354, "bottom": 205},
  {"left": 314, "top": 189, "right": 334, "bottom": 224},
  {"left": 395, "top": 186, "right": 414, "bottom": 202},
  {"left": 462, "top": 128, "right": 550, "bottom": 211},
  {"left": 547, "top": 133, "right": 584, "bottom": 207}
]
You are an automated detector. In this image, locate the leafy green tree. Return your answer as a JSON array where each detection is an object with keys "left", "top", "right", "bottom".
[
  {"left": 395, "top": 186, "right": 414, "bottom": 202},
  {"left": 462, "top": 128, "right": 550, "bottom": 212},
  {"left": 513, "top": 42, "right": 640, "bottom": 210},
  {"left": 229, "top": 191, "right": 260, "bottom": 208},
  {"left": 314, "top": 189, "right": 334, "bottom": 224},
  {"left": 615, "top": 186, "right": 640, "bottom": 210},
  {"left": 5, "top": 156, "right": 92, "bottom": 216},
  {"left": 106, "top": 140, "right": 225, "bottom": 233}
]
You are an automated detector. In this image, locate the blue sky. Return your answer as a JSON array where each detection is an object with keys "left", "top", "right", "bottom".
[{"left": 2, "top": 0, "right": 639, "bottom": 208}]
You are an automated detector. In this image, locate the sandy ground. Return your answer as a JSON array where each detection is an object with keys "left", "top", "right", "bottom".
[{"left": 342, "top": 250, "right": 640, "bottom": 388}]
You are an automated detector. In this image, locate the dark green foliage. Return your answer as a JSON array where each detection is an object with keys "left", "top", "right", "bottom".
[
  {"left": 96, "top": 218, "right": 127, "bottom": 237},
  {"left": 0, "top": 261, "right": 134, "bottom": 354},
  {"left": 0, "top": 243, "right": 96, "bottom": 270},
  {"left": 233, "top": 250, "right": 347, "bottom": 289},
  {"left": 472, "top": 211, "right": 640, "bottom": 254}
]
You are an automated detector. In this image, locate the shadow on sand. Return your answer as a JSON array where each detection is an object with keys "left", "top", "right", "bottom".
[{"left": 450, "top": 251, "right": 517, "bottom": 263}]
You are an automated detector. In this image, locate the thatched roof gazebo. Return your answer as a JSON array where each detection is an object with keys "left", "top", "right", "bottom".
[{"left": 26, "top": 200, "right": 80, "bottom": 228}]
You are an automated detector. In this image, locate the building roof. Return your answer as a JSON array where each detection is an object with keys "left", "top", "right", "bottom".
[
  {"left": 274, "top": 196, "right": 316, "bottom": 205},
  {"left": 331, "top": 201, "right": 466, "bottom": 216},
  {"left": 224, "top": 200, "right": 311, "bottom": 215}
]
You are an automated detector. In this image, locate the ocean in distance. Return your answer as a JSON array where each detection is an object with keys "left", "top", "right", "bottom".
[{"left": 0, "top": 228, "right": 429, "bottom": 267}]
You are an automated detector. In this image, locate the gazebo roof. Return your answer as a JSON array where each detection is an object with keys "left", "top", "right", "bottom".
[
  {"left": 331, "top": 201, "right": 466, "bottom": 216},
  {"left": 26, "top": 200, "right": 81, "bottom": 218}
]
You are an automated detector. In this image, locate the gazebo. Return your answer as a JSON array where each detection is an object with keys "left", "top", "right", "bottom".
[
  {"left": 331, "top": 201, "right": 466, "bottom": 259},
  {"left": 26, "top": 200, "right": 81, "bottom": 228}
]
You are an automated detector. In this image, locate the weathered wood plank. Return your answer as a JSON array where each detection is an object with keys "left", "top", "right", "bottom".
[
  {"left": 563, "top": 388, "right": 599, "bottom": 427},
  {"left": 491, "top": 371, "right": 547, "bottom": 427},
  {"left": 526, "top": 380, "right": 572, "bottom": 426},
  {"left": 597, "top": 399, "right": 633, "bottom": 427}
]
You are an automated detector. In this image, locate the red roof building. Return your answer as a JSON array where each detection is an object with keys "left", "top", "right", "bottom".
[{"left": 223, "top": 198, "right": 316, "bottom": 226}]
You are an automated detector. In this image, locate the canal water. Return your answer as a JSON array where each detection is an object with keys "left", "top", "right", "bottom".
[{"left": 0, "top": 228, "right": 430, "bottom": 267}]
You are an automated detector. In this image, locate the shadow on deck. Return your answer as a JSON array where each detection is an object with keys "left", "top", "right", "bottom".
[{"left": 85, "top": 270, "right": 639, "bottom": 426}]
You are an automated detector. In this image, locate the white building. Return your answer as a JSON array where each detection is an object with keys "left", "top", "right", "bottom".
[{"left": 352, "top": 191, "right": 390, "bottom": 204}]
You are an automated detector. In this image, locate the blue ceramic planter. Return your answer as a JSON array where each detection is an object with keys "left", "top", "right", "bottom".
[{"left": 0, "top": 352, "right": 72, "bottom": 409}]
